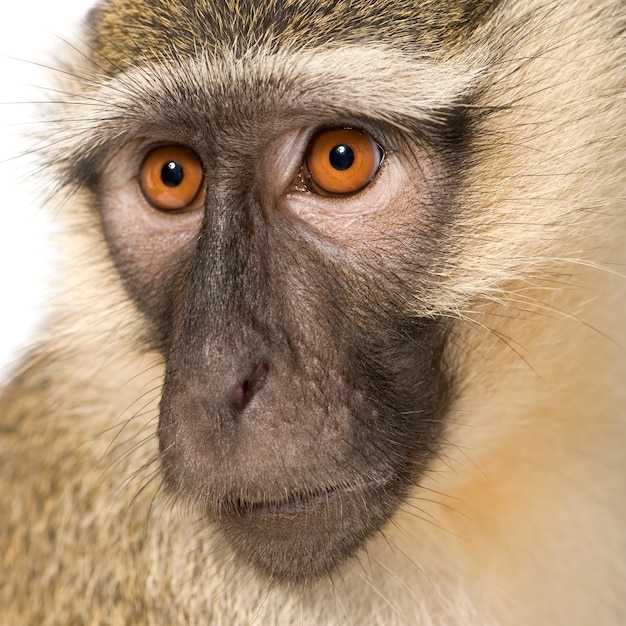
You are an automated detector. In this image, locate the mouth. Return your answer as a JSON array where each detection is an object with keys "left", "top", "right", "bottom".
[
  {"left": 219, "top": 477, "right": 391, "bottom": 518},
  {"left": 212, "top": 476, "right": 403, "bottom": 583}
]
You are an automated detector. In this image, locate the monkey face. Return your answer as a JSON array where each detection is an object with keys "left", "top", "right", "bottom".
[
  {"left": 59, "top": 0, "right": 477, "bottom": 585},
  {"left": 97, "top": 115, "right": 452, "bottom": 582}
]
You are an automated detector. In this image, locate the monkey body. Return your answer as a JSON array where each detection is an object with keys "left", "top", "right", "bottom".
[{"left": 1, "top": 0, "right": 625, "bottom": 624}]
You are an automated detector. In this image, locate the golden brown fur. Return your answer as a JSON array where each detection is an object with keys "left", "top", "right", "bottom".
[{"left": 1, "top": 0, "right": 624, "bottom": 624}]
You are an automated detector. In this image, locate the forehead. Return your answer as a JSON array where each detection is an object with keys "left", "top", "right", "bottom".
[{"left": 88, "top": 0, "right": 498, "bottom": 75}]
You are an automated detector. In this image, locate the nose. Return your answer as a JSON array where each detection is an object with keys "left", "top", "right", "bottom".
[{"left": 230, "top": 361, "right": 269, "bottom": 413}]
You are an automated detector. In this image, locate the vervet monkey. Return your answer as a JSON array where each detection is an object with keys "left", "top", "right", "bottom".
[{"left": 1, "top": 0, "right": 624, "bottom": 624}]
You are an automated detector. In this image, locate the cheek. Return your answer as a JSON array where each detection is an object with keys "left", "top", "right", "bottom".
[
  {"left": 281, "top": 155, "right": 439, "bottom": 251},
  {"left": 98, "top": 168, "right": 203, "bottom": 288}
]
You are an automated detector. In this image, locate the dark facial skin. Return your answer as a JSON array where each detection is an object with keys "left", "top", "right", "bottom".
[{"left": 158, "top": 196, "right": 450, "bottom": 581}]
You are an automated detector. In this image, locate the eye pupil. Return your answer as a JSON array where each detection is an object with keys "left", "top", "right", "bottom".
[
  {"left": 161, "top": 161, "right": 184, "bottom": 187},
  {"left": 329, "top": 145, "right": 354, "bottom": 171}
]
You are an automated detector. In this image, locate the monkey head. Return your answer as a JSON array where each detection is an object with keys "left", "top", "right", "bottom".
[{"left": 53, "top": 0, "right": 489, "bottom": 583}]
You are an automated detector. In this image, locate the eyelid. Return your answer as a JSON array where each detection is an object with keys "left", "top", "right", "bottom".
[{"left": 265, "top": 127, "right": 312, "bottom": 194}]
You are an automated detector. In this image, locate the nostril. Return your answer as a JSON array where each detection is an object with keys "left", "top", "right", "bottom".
[{"left": 231, "top": 362, "right": 269, "bottom": 412}]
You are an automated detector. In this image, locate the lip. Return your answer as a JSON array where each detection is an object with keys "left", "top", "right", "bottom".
[{"left": 219, "top": 477, "right": 391, "bottom": 519}]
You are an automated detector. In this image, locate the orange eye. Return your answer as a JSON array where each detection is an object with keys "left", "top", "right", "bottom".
[
  {"left": 305, "top": 128, "right": 383, "bottom": 195},
  {"left": 140, "top": 145, "right": 204, "bottom": 210}
]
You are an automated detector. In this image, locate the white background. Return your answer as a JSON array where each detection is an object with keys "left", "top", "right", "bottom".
[{"left": 0, "top": 0, "right": 94, "bottom": 378}]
